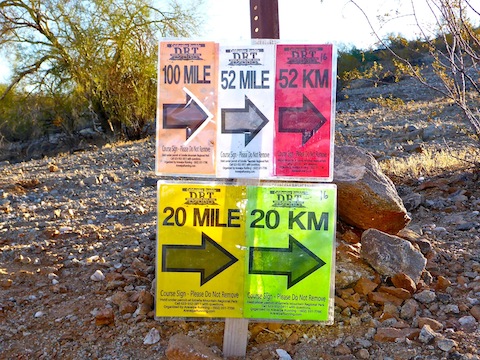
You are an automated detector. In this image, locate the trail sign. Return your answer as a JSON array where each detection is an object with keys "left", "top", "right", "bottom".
[
  {"left": 156, "top": 42, "right": 218, "bottom": 176},
  {"left": 155, "top": 182, "right": 336, "bottom": 323},
  {"left": 217, "top": 44, "right": 275, "bottom": 178},
  {"left": 156, "top": 183, "right": 246, "bottom": 319},
  {"left": 244, "top": 184, "right": 336, "bottom": 322},
  {"left": 156, "top": 41, "right": 336, "bottom": 182},
  {"left": 274, "top": 44, "right": 336, "bottom": 181}
]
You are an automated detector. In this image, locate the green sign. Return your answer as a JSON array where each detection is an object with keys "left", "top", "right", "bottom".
[{"left": 244, "top": 185, "right": 336, "bottom": 322}]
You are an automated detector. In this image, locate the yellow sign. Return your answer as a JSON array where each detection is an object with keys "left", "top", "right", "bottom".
[{"left": 156, "top": 183, "right": 246, "bottom": 318}]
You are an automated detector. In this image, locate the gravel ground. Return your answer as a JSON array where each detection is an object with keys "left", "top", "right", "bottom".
[{"left": 1, "top": 74, "right": 479, "bottom": 359}]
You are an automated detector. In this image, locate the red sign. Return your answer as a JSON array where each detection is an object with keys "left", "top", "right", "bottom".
[{"left": 274, "top": 45, "right": 335, "bottom": 181}]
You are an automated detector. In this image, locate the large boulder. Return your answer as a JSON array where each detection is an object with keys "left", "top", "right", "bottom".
[
  {"left": 360, "top": 229, "right": 427, "bottom": 284},
  {"left": 334, "top": 145, "right": 410, "bottom": 234}
]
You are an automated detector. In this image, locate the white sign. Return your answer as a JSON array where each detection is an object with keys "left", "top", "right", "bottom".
[{"left": 216, "top": 44, "right": 276, "bottom": 178}]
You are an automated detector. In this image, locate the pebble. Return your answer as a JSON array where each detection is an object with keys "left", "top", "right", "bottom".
[
  {"left": 418, "top": 325, "right": 439, "bottom": 344},
  {"left": 143, "top": 328, "right": 160, "bottom": 345},
  {"left": 90, "top": 270, "right": 105, "bottom": 282},
  {"left": 356, "top": 348, "right": 370, "bottom": 359},
  {"left": 444, "top": 304, "right": 460, "bottom": 314},
  {"left": 276, "top": 349, "right": 292, "bottom": 360},
  {"left": 458, "top": 315, "right": 477, "bottom": 328},
  {"left": 414, "top": 290, "right": 436, "bottom": 304},
  {"left": 437, "top": 338, "right": 458, "bottom": 352}
]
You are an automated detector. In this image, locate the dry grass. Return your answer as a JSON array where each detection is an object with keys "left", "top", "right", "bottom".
[{"left": 380, "top": 145, "right": 480, "bottom": 179}]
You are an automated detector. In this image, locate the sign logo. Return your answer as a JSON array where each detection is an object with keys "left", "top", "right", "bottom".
[
  {"left": 184, "top": 187, "right": 219, "bottom": 205},
  {"left": 271, "top": 190, "right": 307, "bottom": 208},
  {"left": 226, "top": 48, "right": 263, "bottom": 66},
  {"left": 167, "top": 43, "right": 204, "bottom": 61},
  {"left": 283, "top": 46, "right": 326, "bottom": 65}
]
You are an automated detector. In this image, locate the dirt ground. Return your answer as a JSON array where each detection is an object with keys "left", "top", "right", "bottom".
[{"left": 1, "top": 73, "right": 479, "bottom": 359}]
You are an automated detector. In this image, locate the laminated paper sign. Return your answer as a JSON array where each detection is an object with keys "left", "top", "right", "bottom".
[
  {"left": 156, "top": 183, "right": 246, "bottom": 319},
  {"left": 274, "top": 44, "right": 336, "bottom": 181},
  {"left": 244, "top": 184, "right": 336, "bottom": 322},
  {"left": 156, "top": 182, "right": 336, "bottom": 323},
  {"left": 156, "top": 42, "right": 218, "bottom": 176},
  {"left": 217, "top": 44, "right": 275, "bottom": 178}
]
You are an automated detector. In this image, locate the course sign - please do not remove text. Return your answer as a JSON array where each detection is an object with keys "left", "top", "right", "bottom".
[{"left": 155, "top": 41, "right": 336, "bottom": 182}]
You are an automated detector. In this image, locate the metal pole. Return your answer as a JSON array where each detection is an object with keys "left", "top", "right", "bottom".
[{"left": 250, "top": 0, "right": 280, "bottom": 39}]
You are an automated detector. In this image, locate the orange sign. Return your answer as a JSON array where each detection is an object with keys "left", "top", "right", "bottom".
[{"left": 156, "top": 42, "right": 218, "bottom": 176}]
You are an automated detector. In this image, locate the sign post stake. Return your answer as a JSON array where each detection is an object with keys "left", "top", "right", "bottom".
[
  {"left": 223, "top": 318, "right": 250, "bottom": 357},
  {"left": 222, "top": 2, "right": 280, "bottom": 357}
]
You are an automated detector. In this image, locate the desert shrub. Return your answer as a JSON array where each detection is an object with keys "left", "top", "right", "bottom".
[
  {"left": 0, "top": 84, "right": 84, "bottom": 142},
  {"left": 367, "top": 94, "right": 406, "bottom": 110}
]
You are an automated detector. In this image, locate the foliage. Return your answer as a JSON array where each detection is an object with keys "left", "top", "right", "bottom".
[
  {"left": 348, "top": 0, "right": 480, "bottom": 143},
  {"left": 0, "top": 0, "right": 200, "bottom": 140},
  {"left": 367, "top": 94, "right": 406, "bottom": 110},
  {"left": 380, "top": 145, "right": 480, "bottom": 179}
]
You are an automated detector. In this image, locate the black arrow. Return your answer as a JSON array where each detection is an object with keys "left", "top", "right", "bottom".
[
  {"left": 162, "top": 232, "right": 238, "bottom": 286},
  {"left": 249, "top": 235, "right": 325, "bottom": 289},
  {"left": 221, "top": 96, "right": 269, "bottom": 146},
  {"left": 163, "top": 93, "right": 209, "bottom": 140},
  {"left": 278, "top": 95, "right": 327, "bottom": 145}
]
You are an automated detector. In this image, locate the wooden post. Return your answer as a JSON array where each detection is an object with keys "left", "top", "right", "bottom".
[
  {"left": 223, "top": 318, "right": 250, "bottom": 358},
  {"left": 222, "top": 2, "right": 280, "bottom": 358}
]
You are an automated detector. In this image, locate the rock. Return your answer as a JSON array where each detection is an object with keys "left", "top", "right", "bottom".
[
  {"left": 400, "top": 299, "right": 419, "bottom": 320},
  {"left": 373, "top": 327, "right": 419, "bottom": 342},
  {"left": 391, "top": 273, "right": 417, "bottom": 294},
  {"left": 414, "top": 290, "right": 436, "bottom": 304},
  {"left": 418, "top": 317, "right": 443, "bottom": 331},
  {"left": 436, "top": 338, "right": 458, "bottom": 352},
  {"left": 165, "top": 333, "right": 222, "bottom": 360},
  {"left": 361, "top": 229, "right": 427, "bottom": 283},
  {"left": 354, "top": 277, "right": 378, "bottom": 295},
  {"left": 378, "top": 286, "right": 411, "bottom": 300},
  {"left": 276, "top": 349, "right": 292, "bottom": 360},
  {"left": 336, "top": 241, "right": 376, "bottom": 288},
  {"left": 119, "top": 301, "right": 136, "bottom": 315},
  {"left": 110, "top": 291, "right": 129, "bottom": 306},
  {"left": 0, "top": 279, "right": 13, "bottom": 288},
  {"left": 334, "top": 343, "right": 351, "bottom": 355},
  {"left": 138, "top": 290, "right": 154, "bottom": 308},
  {"left": 90, "top": 270, "right": 105, "bottom": 282},
  {"left": 435, "top": 276, "right": 452, "bottom": 291},
  {"left": 458, "top": 315, "right": 477, "bottom": 331},
  {"left": 143, "top": 328, "right": 160, "bottom": 345},
  {"left": 356, "top": 349, "right": 370, "bottom": 359},
  {"left": 444, "top": 304, "right": 459, "bottom": 314},
  {"left": 470, "top": 305, "right": 480, "bottom": 321},
  {"left": 333, "top": 145, "right": 410, "bottom": 234},
  {"left": 83, "top": 174, "right": 103, "bottom": 186},
  {"left": 95, "top": 308, "right": 114, "bottom": 326},
  {"left": 418, "top": 325, "right": 439, "bottom": 344},
  {"left": 367, "top": 292, "right": 404, "bottom": 306}
]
